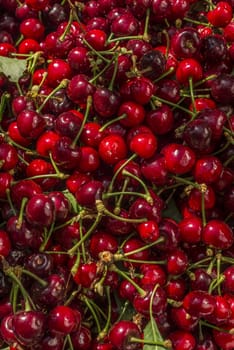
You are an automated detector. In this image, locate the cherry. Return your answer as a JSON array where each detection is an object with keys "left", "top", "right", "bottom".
[
  {"left": 48, "top": 305, "right": 79, "bottom": 335},
  {"left": 141, "top": 153, "right": 169, "bottom": 186},
  {"left": 139, "top": 49, "right": 166, "bottom": 80},
  {"left": 39, "top": 333, "right": 64, "bottom": 350},
  {"left": 161, "top": 143, "right": 196, "bottom": 175},
  {"left": 121, "top": 76, "right": 155, "bottom": 105},
  {"left": 25, "top": 0, "right": 49, "bottom": 11},
  {"left": 193, "top": 156, "right": 223, "bottom": 184},
  {"left": 202, "top": 219, "right": 233, "bottom": 250},
  {"left": 0, "top": 143, "right": 18, "bottom": 171},
  {"left": 129, "top": 194, "right": 163, "bottom": 224},
  {"left": 210, "top": 73, "right": 234, "bottom": 105},
  {"left": 0, "top": 230, "right": 11, "bottom": 257},
  {"left": 176, "top": 58, "right": 203, "bottom": 84},
  {"left": 118, "top": 101, "right": 146, "bottom": 128},
  {"left": 170, "top": 306, "right": 198, "bottom": 331},
  {"left": 183, "top": 290, "right": 216, "bottom": 318},
  {"left": 212, "top": 326, "right": 234, "bottom": 350},
  {"left": 10, "top": 179, "right": 42, "bottom": 209},
  {"left": 156, "top": 78, "right": 180, "bottom": 103},
  {"left": 133, "top": 285, "right": 167, "bottom": 316},
  {"left": 111, "top": 13, "right": 139, "bottom": 37},
  {"left": 84, "top": 29, "right": 107, "bottom": 51},
  {"left": 200, "top": 34, "right": 228, "bottom": 64},
  {"left": 122, "top": 237, "right": 150, "bottom": 267},
  {"left": 156, "top": 218, "right": 181, "bottom": 252},
  {"left": 130, "top": 132, "right": 158, "bottom": 158},
  {"left": 25, "top": 193, "right": 55, "bottom": 228},
  {"left": 140, "top": 264, "right": 167, "bottom": 289},
  {"left": 183, "top": 119, "right": 213, "bottom": 153},
  {"left": 54, "top": 110, "right": 83, "bottom": 139},
  {"left": 66, "top": 74, "right": 95, "bottom": 104},
  {"left": 207, "top": 1, "right": 233, "bottom": 27},
  {"left": 108, "top": 320, "right": 142, "bottom": 350},
  {"left": 17, "top": 109, "right": 46, "bottom": 140},
  {"left": 136, "top": 220, "right": 160, "bottom": 243},
  {"left": 73, "top": 261, "right": 99, "bottom": 288},
  {"left": 171, "top": 27, "right": 201, "bottom": 59},
  {"left": 75, "top": 180, "right": 103, "bottom": 208},
  {"left": 98, "top": 134, "right": 127, "bottom": 165},
  {"left": 68, "top": 46, "right": 91, "bottom": 74},
  {"left": 188, "top": 185, "right": 216, "bottom": 212},
  {"left": 165, "top": 278, "right": 187, "bottom": 301},
  {"left": 46, "top": 59, "right": 72, "bottom": 88},
  {"left": 166, "top": 248, "right": 188, "bottom": 275},
  {"left": 51, "top": 136, "right": 81, "bottom": 170},
  {"left": 12, "top": 310, "right": 46, "bottom": 346},
  {"left": 179, "top": 216, "right": 202, "bottom": 243},
  {"left": 30, "top": 273, "right": 66, "bottom": 307},
  {"left": 25, "top": 252, "right": 53, "bottom": 277},
  {"left": 168, "top": 330, "right": 196, "bottom": 350},
  {"left": 146, "top": 104, "right": 174, "bottom": 135},
  {"left": 19, "top": 17, "right": 45, "bottom": 40},
  {"left": 126, "top": 39, "right": 152, "bottom": 60},
  {"left": 70, "top": 325, "right": 92, "bottom": 350},
  {"left": 36, "top": 130, "right": 60, "bottom": 157},
  {"left": 80, "top": 122, "right": 102, "bottom": 147},
  {"left": 223, "top": 266, "right": 234, "bottom": 293},
  {"left": 89, "top": 231, "right": 118, "bottom": 260},
  {"left": 0, "top": 314, "right": 17, "bottom": 345}
]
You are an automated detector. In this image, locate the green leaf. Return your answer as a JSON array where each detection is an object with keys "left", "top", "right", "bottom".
[
  {"left": 0, "top": 56, "right": 27, "bottom": 82},
  {"left": 162, "top": 197, "right": 182, "bottom": 222},
  {"left": 143, "top": 318, "right": 165, "bottom": 350}
]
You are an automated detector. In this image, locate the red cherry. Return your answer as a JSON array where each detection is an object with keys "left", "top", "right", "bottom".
[
  {"left": 48, "top": 305, "right": 78, "bottom": 335},
  {"left": 98, "top": 134, "right": 127, "bottom": 165},
  {"left": 176, "top": 58, "right": 203, "bottom": 84},
  {"left": 202, "top": 220, "right": 233, "bottom": 250},
  {"left": 161, "top": 143, "right": 196, "bottom": 175},
  {"left": 130, "top": 132, "right": 158, "bottom": 159},
  {"left": 207, "top": 1, "right": 233, "bottom": 27}
]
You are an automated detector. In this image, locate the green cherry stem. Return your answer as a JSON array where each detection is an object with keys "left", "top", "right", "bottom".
[
  {"left": 152, "top": 95, "right": 194, "bottom": 116},
  {"left": 109, "top": 52, "right": 119, "bottom": 91},
  {"left": 109, "top": 264, "right": 146, "bottom": 297},
  {"left": 189, "top": 77, "right": 197, "bottom": 114},
  {"left": 71, "top": 95, "right": 92, "bottom": 148},
  {"left": 81, "top": 295, "right": 102, "bottom": 334},
  {"left": 36, "top": 79, "right": 69, "bottom": 113},
  {"left": 66, "top": 334, "right": 74, "bottom": 350},
  {"left": 130, "top": 337, "right": 172, "bottom": 348},
  {"left": 82, "top": 37, "right": 110, "bottom": 64},
  {"left": 96, "top": 200, "right": 147, "bottom": 223},
  {"left": 0, "top": 92, "right": 10, "bottom": 124},
  {"left": 40, "top": 220, "right": 55, "bottom": 252},
  {"left": 122, "top": 169, "right": 153, "bottom": 204},
  {"left": 68, "top": 212, "right": 102, "bottom": 256},
  {"left": 5, "top": 188, "right": 16, "bottom": 216},
  {"left": 99, "top": 113, "right": 127, "bottom": 132},
  {"left": 106, "top": 154, "right": 137, "bottom": 194},
  {"left": 113, "top": 178, "right": 130, "bottom": 214},
  {"left": 117, "top": 236, "right": 165, "bottom": 258},
  {"left": 16, "top": 197, "right": 28, "bottom": 229},
  {"left": 97, "top": 286, "right": 112, "bottom": 340},
  {"left": 21, "top": 269, "right": 48, "bottom": 287}
]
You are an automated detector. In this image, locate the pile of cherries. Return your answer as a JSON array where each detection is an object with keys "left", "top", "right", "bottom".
[{"left": 0, "top": 0, "right": 233, "bottom": 349}]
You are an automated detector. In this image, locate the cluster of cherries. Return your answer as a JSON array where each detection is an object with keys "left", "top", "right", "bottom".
[{"left": 0, "top": 0, "right": 233, "bottom": 349}]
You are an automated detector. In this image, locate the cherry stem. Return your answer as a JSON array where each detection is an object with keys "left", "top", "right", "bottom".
[
  {"left": 130, "top": 337, "right": 172, "bottom": 348},
  {"left": 36, "top": 79, "right": 69, "bottom": 113},
  {"left": 122, "top": 236, "right": 165, "bottom": 258},
  {"left": 71, "top": 249, "right": 81, "bottom": 276},
  {"left": 79, "top": 219, "right": 87, "bottom": 263},
  {"left": 82, "top": 37, "right": 110, "bottom": 64},
  {"left": 154, "top": 67, "right": 175, "bottom": 83},
  {"left": 89, "top": 54, "right": 116, "bottom": 84},
  {"left": 109, "top": 264, "right": 146, "bottom": 297},
  {"left": 201, "top": 189, "right": 207, "bottom": 227},
  {"left": 68, "top": 212, "right": 102, "bottom": 255},
  {"left": 0, "top": 92, "right": 10, "bottom": 124},
  {"left": 21, "top": 269, "right": 48, "bottom": 287},
  {"left": 99, "top": 113, "right": 126, "bottom": 132},
  {"left": 122, "top": 169, "right": 153, "bottom": 204},
  {"left": 97, "top": 286, "right": 112, "bottom": 340},
  {"left": 11, "top": 281, "right": 19, "bottom": 314},
  {"left": 184, "top": 16, "right": 211, "bottom": 27},
  {"left": 107, "top": 154, "right": 137, "bottom": 193},
  {"left": 114, "top": 178, "right": 130, "bottom": 214},
  {"left": 16, "top": 197, "right": 28, "bottom": 229},
  {"left": 189, "top": 77, "right": 197, "bottom": 114},
  {"left": 40, "top": 221, "right": 55, "bottom": 252},
  {"left": 49, "top": 152, "right": 63, "bottom": 177},
  {"left": 66, "top": 334, "right": 74, "bottom": 350},
  {"left": 143, "top": 8, "right": 150, "bottom": 41},
  {"left": 109, "top": 52, "right": 119, "bottom": 91},
  {"left": 103, "top": 190, "right": 150, "bottom": 202},
  {"left": 82, "top": 295, "right": 102, "bottom": 334},
  {"left": 71, "top": 95, "right": 92, "bottom": 148},
  {"left": 200, "top": 320, "right": 233, "bottom": 333},
  {"left": 6, "top": 188, "right": 16, "bottom": 215},
  {"left": 152, "top": 95, "right": 194, "bottom": 116},
  {"left": 96, "top": 199, "right": 147, "bottom": 223},
  {"left": 59, "top": 8, "right": 74, "bottom": 42}
]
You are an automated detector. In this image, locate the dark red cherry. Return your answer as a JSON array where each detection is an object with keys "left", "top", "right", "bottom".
[
  {"left": 108, "top": 320, "right": 142, "bottom": 350},
  {"left": 25, "top": 193, "right": 55, "bottom": 228},
  {"left": 202, "top": 220, "right": 233, "bottom": 250},
  {"left": 168, "top": 330, "right": 196, "bottom": 350},
  {"left": 48, "top": 305, "right": 78, "bottom": 335},
  {"left": 161, "top": 143, "right": 196, "bottom": 175},
  {"left": 93, "top": 88, "right": 121, "bottom": 119}
]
